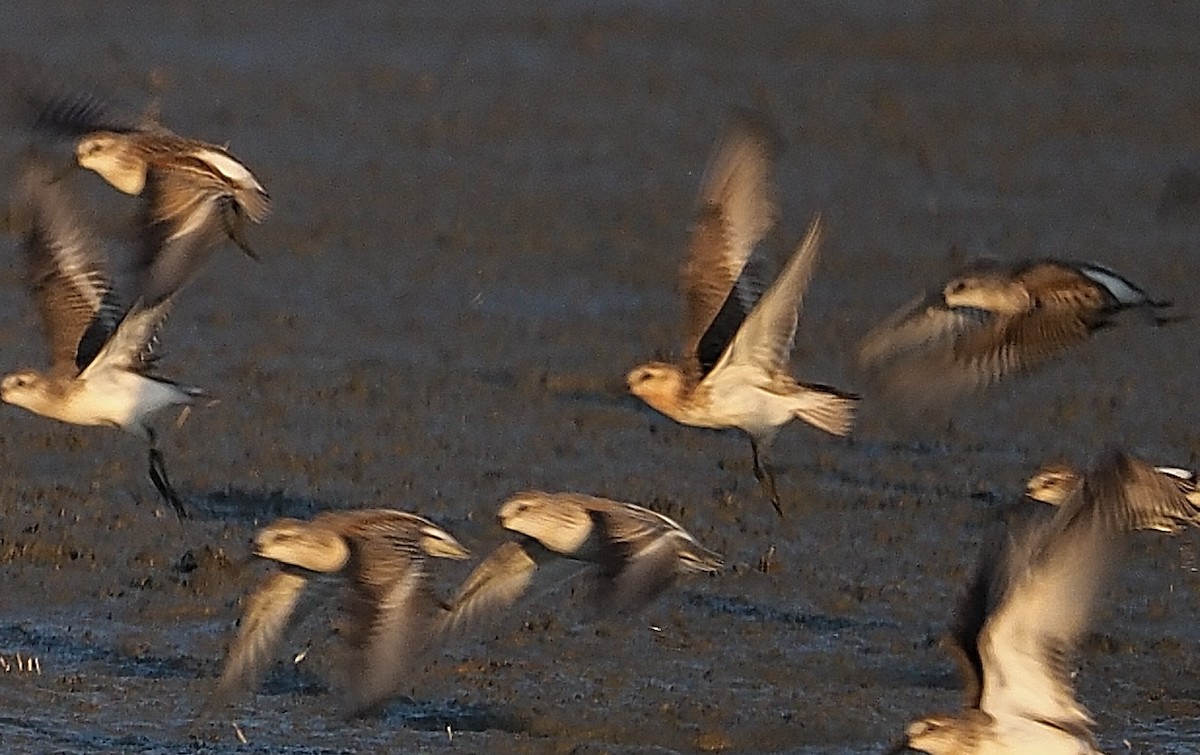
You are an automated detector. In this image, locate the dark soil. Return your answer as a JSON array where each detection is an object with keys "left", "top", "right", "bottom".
[{"left": 0, "top": 2, "right": 1198, "bottom": 753}]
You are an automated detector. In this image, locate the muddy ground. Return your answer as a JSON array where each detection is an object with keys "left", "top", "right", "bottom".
[{"left": 0, "top": 2, "right": 1198, "bottom": 753}]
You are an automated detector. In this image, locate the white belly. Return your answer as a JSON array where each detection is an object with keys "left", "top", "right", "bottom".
[
  {"left": 62, "top": 372, "right": 191, "bottom": 432},
  {"left": 700, "top": 365, "right": 797, "bottom": 434},
  {"left": 979, "top": 717, "right": 1101, "bottom": 755}
]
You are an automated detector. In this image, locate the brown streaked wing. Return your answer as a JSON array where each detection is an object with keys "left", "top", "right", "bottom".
[
  {"left": 209, "top": 571, "right": 309, "bottom": 704},
  {"left": 683, "top": 207, "right": 758, "bottom": 377},
  {"left": 180, "top": 143, "right": 271, "bottom": 222},
  {"left": 857, "top": 289, "right": 984, "bottom": 371},
  {"left": 135, "top": 168, "right": 230, "bottom": 305},
  {"left": 681, "top": 116, "right": 778, "bottom": 373},
  {"left": 693, "top": 110, "right": 779, "bottom": 265},
  {"left": 442, "top": 541, "right": 538, "bottom": 634},
  {"left": 18, "top": 159, "right": 118, "bottom": 372},
  {"left": 1087, "top": 451, "right": 1199, "bottom": 534},
  {"left": 948, "top": 305, "right": 1093, "bottom": 389},
  {"left": 341, "top": 552, "right": 440, "bottom": 714},
  {"left": 581, "top": 499, "right": 673, "bottom": 551}
]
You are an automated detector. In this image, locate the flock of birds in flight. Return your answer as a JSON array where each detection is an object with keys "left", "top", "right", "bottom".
[{"left": 1, "top": 92, "right": 1196, "bottom": 753}]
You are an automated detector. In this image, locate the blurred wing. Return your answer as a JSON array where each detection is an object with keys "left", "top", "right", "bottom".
[
  {"left": 946, "top": 307, "right": 1092, "bottom": 388},
  {"left": 946, "top": 533, "right": 1007, "bottom": 709},
  {"left": 718, "top": 214, "right": 822, "bottom": 372},
  {"left": 1088, "top": 451, "right": 1200, "bottom": 534},
  {"left": 978, "top": 484, "right": 1114, "bottom": 733},
  {"left": 596, "top": 533, "right": 683, "bottom": 614},
  {"left": 442, "top": 541, "right": 538, "bottom": 634},
  {"left": 17, "top": 159, "right": 117, "bottom": 372},
  {"left": 684, "top": 211, "right": 770, "bottom": 376},
  {"left": 857, "top": 289, "right": 982, "bottom": 368},
  {"left": 78, "top": 297, "right": 171, "bottom": 378},
  {"left": 209, "top": 571, "right": 308, "bottom": 704},
  {"left": 681, "top": 115, "right": 778, "bottom": 373},
  {"left": 341, "top": 551, "right": 440, "bottom": 715},
  {"left": 135, "top": 169, "right": 231, "bottom": 305},
  {"left": 334, "top": 512, "right": 465, "bottom": 714},
  {"left": 587, "top": 507, "right": 682, "bottom": 613},
  {"left": 185, "top": 144, "right": 271, "bottom": 223},
  {"left": 29, "top": 90, "right": 137, "bottom": 136}
]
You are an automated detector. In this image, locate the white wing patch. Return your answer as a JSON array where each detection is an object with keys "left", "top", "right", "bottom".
[
  {"left": 1154, "top": 466, "right": 1194, "bottom": 483},
  {"left": 1077, "top": 264, "right": 1146, "bottom": 305},
  {"left": 192, "top": 147, "right": 263, "bottom": 190}
]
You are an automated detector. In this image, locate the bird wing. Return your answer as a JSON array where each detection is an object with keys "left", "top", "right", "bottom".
[
  {"left": 441, "top": 541, "right": 538, "bottom": 634},
  {"left": 945, "top": 305, "right": 1093, "bottom": 389},
  {"left": 681, "top": 113, "right": 778, "bottom": 376},
  {"left": 134, "top": 168, "right": 234, "bottom": 305},
  {"left": 28, "top": 90, "right": 139, "bottom": 136},
  {"left": 208, "top": 570, "right": 309, "bottom": 704},
  {"left": 16, "top": 158, "right": 119, "bottom": 373},
  {"left": 334, "top": 514, "right": 447, "bottom": 714},
  {"left": 585, "top": 505, "right": 685, "bottom": 613},
  {"left": 77, "top": 297, "right": 171, "bottom": 379},
  {"left": 857, "top": 290, "right": 982, "bottom": 370},
  {"left": 977, "top": 472, "right": 1116, "bottom": 736},
  {"left": 857, "top": 291, "right": 1092, "bottom": 398},
  {"left": 1088, "top": 451, "right": 1200, "bottom": 534},
  {"left": 714, "top": 213, "right": 823, "bottom": 373},
  {"left": 183, "top": 144, "right": 271, "bottom": 222},
  {"left": 946, "top": 533, "right": 1006, "bottom": 710},
  {"left": 342, "top": 553, "right": 439, "bottom": 715}
]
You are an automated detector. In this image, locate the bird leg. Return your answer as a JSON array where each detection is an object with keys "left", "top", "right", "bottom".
[
  {"left": 750, "top": 438, "right": 784, "bottom": 518},
  {"left": 146, "top": 429, "right": 188, "bottom": 519}
]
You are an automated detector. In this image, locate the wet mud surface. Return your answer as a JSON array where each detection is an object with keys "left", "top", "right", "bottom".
[{"left": 1, "top": 2, "right": 1200, "bottom": 753}]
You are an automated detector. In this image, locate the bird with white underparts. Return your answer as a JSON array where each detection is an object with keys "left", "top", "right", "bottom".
[{"left": 627, "top": 112, "right": 858, "bottom": 516}]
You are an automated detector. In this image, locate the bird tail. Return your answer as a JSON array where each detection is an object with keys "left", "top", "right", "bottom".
[{"left": 793, "top": 383, "right": 859, "bottom": 437}]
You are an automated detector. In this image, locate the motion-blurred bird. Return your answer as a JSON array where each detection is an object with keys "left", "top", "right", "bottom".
[
  {"left": 208, "top": 509, "right": 503, "bottom": 716},
  {"left": 498, "top": 491, "right": 722, "bottom": 614},
  {"left": 888, "top": 450, "right": 1183, "bottom": 754},
  {"left": 0, "top": 156, "right": 206, "bottom": 517},
  {"left": 1026, "top": 454, "right": 1200, "bottom": 534},
  {"left": 627, "top": 114, "right": 858, "bottom": 516},
  {"left": 33, "top": 91, "right": 270, "bottom": 303},
  {"left": 858, "top": 259, "right": 1177, "bottom": 402}
]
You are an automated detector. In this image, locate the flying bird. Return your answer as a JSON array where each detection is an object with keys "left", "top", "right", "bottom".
[
  {"left": 32, "top": 91, "right": 271, "bottom": 304},
  {"left": 1026, "top": 453, "right": 1200, "bottom": 534},
  {"left": 498, "top": 491, "right": 722, "bottom": 614},
  {"left": 206, "top": 509, "right": 497, "bottom": 716},
  {"left": 858, "top": 258, "right": 1178, "bottom": 402},
  {"left": 627, "top": 113, "right": 858, "bottom": 516},
  {"left": 1, "top": 156, "right": 207, "bottom": 517},
  {"left": 888, "top": 450, "right": 1184, "bottom": 754}
]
